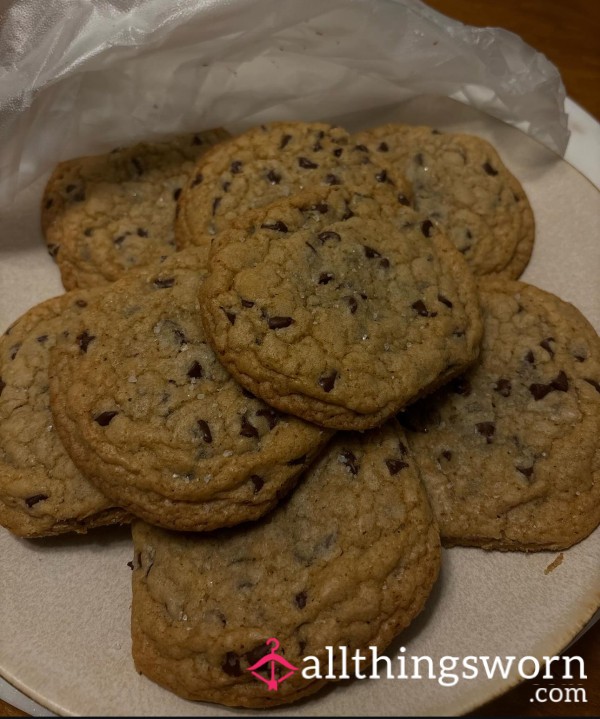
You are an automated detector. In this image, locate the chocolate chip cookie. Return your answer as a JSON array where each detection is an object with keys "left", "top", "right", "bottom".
[
  {"left": 401, "top": 279, "right": 600, "bottom": 551},
  {"left": 174, "top": 121, "right": 412, "bottom": 250},
  {"left": 49, "top": 249, "right": 330, "bottom": 531},
  {"left": 42, "top": 129, "right": 230, "bottom": 290},
  {"left": 352, "top": 125, "right": 535, "bottom": 279},
  {"left": 0, "top": 292, "right": 128, "bottom": 537},
  {"left": 199, "top": 187, "right": 483, "bottom": 430},
  {"left": 131, "top": 421, "right": 440, "bottom": 708}
]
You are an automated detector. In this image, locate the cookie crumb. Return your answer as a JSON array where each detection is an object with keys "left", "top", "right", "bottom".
[{"left": 544, "top": 553, "right": 564, "bottom": 575}]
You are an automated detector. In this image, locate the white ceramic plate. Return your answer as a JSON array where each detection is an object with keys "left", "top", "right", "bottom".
[{"left": 1, "top": 96, "right": 599, "bottom": 716}]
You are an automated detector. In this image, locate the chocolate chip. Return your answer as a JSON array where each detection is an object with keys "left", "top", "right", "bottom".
[
  {"left": 345, "top": 296, "right": 358, "bottom": 314},
  {"left": 415, "top": 153, "right": 424, "bottom": 166},
  {"left": 190, "top": 172, "right": 203, "bottom": 187},
  {"left": 45, "top": 198, "right": 53, "bottom": 209},
  {"left": 187, "top": 361, "right": 203, "bottom": 379},
  {"left": 260, "top": 220, "right": 288, "bottom": 232},
  {"left": 77, "top": 331, "right": 95, "bottom": 353},
  {"left": 212, "top": 197, "right": 221, "bottom": 216},
  {"left": 153, "top": 277, "right": 175, "bottom": 289},
  {"left": 421, "top": 219, "right": 434, "bottom": 238},
  {"left": 375, "top": 169, "right": 389, "bottom": 183},
  {"left": 397, "top": 193, "right": 410, "bottom": 206},
  {"left": 25, "top": 494, "right": 48, "bottom": 508},
  {"left": 131, "top": 157, "right": 143, "bottom": 175},
  {"left": 476, "top": 422, "right": 495, "bottom": 443},
  {"left": 95, "top": 411, "right": 118, "bottom": 426},
  {"left": 230, "top": 160, "right": 243, "bottom": 174},
  {"left": 47, "top": 244, "right": 60, "bottom": 258},
  {"left": 341, "top": 201, "right": 354, "bottom": 220},
  {"left": 333, "top": 147, "right": 343, "bottom": 157},
  {"left": 287, "top": 454, "right": 307, "bottom": 466},
  {"left": 245, "top": 643, "right": 269, "bottom": 666},
  {"left": 36, "top": 335, "right": 48, "bottom": 344},
  {"left": 451, "top": 376, "right": 471, "bottom": 396},
  {"left": 363, "top": 245, "right": 381, "bottom": 259},
  {"left": 312, "top": 202, "right": 329, "bottom": 214},
  {"left": 0, "top": 378, "right": 5, "bottom": 397},
  {"left": 412, "top": 300, "right": 436, "bottom": 317},
  {"left": 221, "top": 308, "right": 236, "bottom": 325},
  {"left": 494, "top": 378, "right": 512, "bottom": 397},
  {"left": 318, "top": 231, "right": 341, "bottom": 243},
  {"left": 483, "top": 162, "right": 498, "bottom": 176},
  {"left": 525, "top": 350, "right": 535, "bottom": 364},
  {"left": 385, "top": 458, "right": 409, "bottom": 475},
  {"left": 173, "top": 187, "right": 182, "bottom": 201},
  {"left": 113, "top": 235, "right": 126, "bottom": 246},
  {"left": 191, "top": 134, "right": 204, "bottom": 145},
  {"left": 266, "top": 169, "right": 281, "bottom": 184},
  {"left": 312, "top": 141, "right": 322, "bottom": 151},
  {"left": 197, "top": 419, "right": 212, "bottom": 443},
  {"left": 241, "top": 387, "right": 255, "bottom": 399},
  {"left": 280, "top": 134, "right": 292, "bottom": 149},
  {"left": 268, "top": 316, "right": 294, "bottom": 329},
  {"left": 540, "top": 337, "right": 555, "bottom": 357},
  {"left": 516, "top": 465, "right": 534, "bottom": 479},
  {"left": 573, "top": 352, "right": 587, "bottom": 362},
  {"left": 295, "top": 591, "right": 307, "bottom": 609},
  {"left": 256, "top": 407, "right": 280, "bottom": 429},
  {"left": 241, "top": 298, "right": 255, "bottom": 308},
  {"left": 65, "top": 184, "right": 76, "bottom": 192},
  {"left": 222, "top": 181, "right": 231, "bottom": 192},
  {"left": 298, "top": 157, "right": 318, "bottom": 169},
  {"left": 318, "top": 370, "right": 337, "bottom": 392},
  {"left": 584, "top": 378, "right": 600, "bottom": 393},
  {"left": 318, "top": 272, "right": 334, "bottom": 285},
  {"left": 127, "top": 561, "right": 134, "bottom": 570},
  {"left": 441, "top": 450, "right": 452, "bottom": 461},
  {"left": 339, "top": 450, "right": 359, "bottom": 475},
  {"left": 378, "top": 141, "right": 389, "bottom": 152},
  {"left": 137, "top": 228, "right": 148, "bottom": 237},
  {"left": 251, "top": 475, "right": 264, "bottom": 493},
  {"left": 377, "top": 258, "right": 389, "bottom": 269},
  {"left": 437, "top": 294, "right": 453, "bottom": 308},
  {"left": 222, "top": 652, "right": 242, "bottom": 677},
  {"left": 240, "top": 416, "right": 259, "bottom": 438},
  {"left": 324, "top": 173, "right": 340, "bottom": 185},
  {"left": 83, "top": 227, "right": 93, "bottom": 237},
  {"left": 529, "top": 370, "right": 569, "bottom": 400}
]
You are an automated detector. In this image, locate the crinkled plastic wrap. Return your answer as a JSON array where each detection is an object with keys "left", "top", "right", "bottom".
[{"left": 0, "top": 0, "right": 568, "bottom": 205}]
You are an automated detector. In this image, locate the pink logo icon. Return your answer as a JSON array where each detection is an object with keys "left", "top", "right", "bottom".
[{"left": 246, "top": 637, "right": 299, "bottom": 691}]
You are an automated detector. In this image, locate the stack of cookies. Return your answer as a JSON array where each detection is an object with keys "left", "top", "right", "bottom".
[{"left": 1, "top": 121, "right": 599, "bottom": 709}]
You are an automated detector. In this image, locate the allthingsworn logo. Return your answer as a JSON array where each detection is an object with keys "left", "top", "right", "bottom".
[{"left": 246, "top": 638, "right": 299, "bottom": 691}]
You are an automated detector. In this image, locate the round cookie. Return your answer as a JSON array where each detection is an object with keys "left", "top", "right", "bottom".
[
  {"left": 401, "top": 279, "right": 600, "bottom": 551},
  {"left": 174, "top": 121, "right": 412, "bottom": 250},
  {"left": 352, "top": 124, "right": 535, "bottom": 279},
  {"left": 131, "top": 421, "right": 441, "bottom": 708},
  {"left": 49, "top": 249, "right": 331, "bottom": 532},
  {"left": 199, "top": 187, "right": 483, "bottom": 430},
  {"left": 42, "top": 129, "right": 230, "bottom": 290},
  {"left": 0, "top": 292, "right": 128, "bottom": 537}
]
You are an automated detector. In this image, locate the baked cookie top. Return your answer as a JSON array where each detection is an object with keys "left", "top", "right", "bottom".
[
  {"left": 42, "top": 129, "right": 230, "bottom": 290},
  {"left": 0, "top": 292, "right": 128, "bottom": 537},
  {"left": 175, "top": 121, "right": 412, "bottom": 249},
  {"left": 401, "top": 279, "right": 600, "bottom": 551},
  {"left": 49, "top": 249, "right": 330, "bottom": 532},
  {"left": 352, "top": 124, "right": 535, "bottom": 279},
  {"left": 199, "top": 187, "right": 483, "bottom": 430},
  {"left": 131, "top": 421, "right": 440, "bottom": 708}
]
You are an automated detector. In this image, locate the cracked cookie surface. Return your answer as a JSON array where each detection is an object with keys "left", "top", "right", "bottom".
[
  {"left": 175, "top": 121, "right": 412, "bottom": 250},
  {"left": 352, "top": 125, "right": 534, "bottom": 279},
  {"left": 0, "top": 292, "right": 128, "bottom": 537},
  {"left": 49, "top": 249, "right": 330, "bottom": 531},
  {"left": 401, "top": 279, "right": 600, "bottom": 551},
  {"left": 42, "top": 129, "right": 230, "bottom": 290},
  {"left": 131, "top": 421, "right": 440, "bottom": 708},
  {"left": 199, "top": 187, "right": 483, "bottom": 430}
]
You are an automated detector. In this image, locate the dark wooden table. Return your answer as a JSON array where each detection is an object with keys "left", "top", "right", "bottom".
[{"left": 1, "top": 0, "right": 598, "bottom": 716}]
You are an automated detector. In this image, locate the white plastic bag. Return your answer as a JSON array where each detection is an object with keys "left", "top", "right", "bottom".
[{"left": 0, "top": 0, "right": 568, "bottom": 205}]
